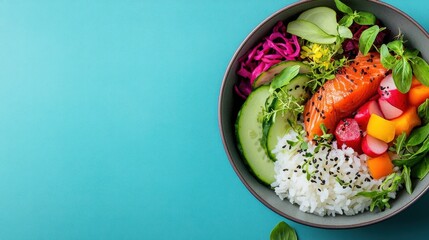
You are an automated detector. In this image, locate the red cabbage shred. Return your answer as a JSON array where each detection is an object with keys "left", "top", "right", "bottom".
[{"left": 235, "top": 21, "right": 301, "bottom": 99}]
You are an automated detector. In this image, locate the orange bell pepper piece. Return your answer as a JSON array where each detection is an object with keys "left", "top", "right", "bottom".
[
  {"left": 367, "top": 153, "right": 394, "bottom": 179},
  {"left": 390, "top": 106, "right": 421, "bottom": 136}
]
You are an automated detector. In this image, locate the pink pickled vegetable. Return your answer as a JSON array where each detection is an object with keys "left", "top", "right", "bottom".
[{"left": 235, "top": 21, "right": 301, "bottom": 99}]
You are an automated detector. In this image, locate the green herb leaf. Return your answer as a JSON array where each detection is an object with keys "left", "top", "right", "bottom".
[
  {"left": 338, "top": 14, "right": 354, "bottom": 27},
  {"left": 355, "top": 11, "right": 376, "bottom": 25},
  {"left": 287, "top": 19, "right": 337, "bottom": 44},
  {"left": 358, "top": 25, "right": 380, "bottom": 55},
  {"left": 402, "top": 166, "right": 412, "bottom": 194},
  {"left": 407, "top": 123, "right": 429, "bottom": 147},
  {"left": 358, "top": 172, "right": 404, "bottom": 212},
  {"left": 270, "top": 66, "right": 300, "bottom": 93},
  {"left": 411, "top": 56, "right": 429, "bottom": 86},
  {"left": 287, "top": 140, "right": 298, "bottom": 147},
  {"left": 394, "top": 132, "right": 407, "bottom": 155},
  {"left": 334, "top": 0, "right": 353, "bottom": 14},
  {"left": 404, "top": 49, "right": 420, "bottom": 59},
  {"left": 392, "top": 58, "right": 412, "bottom": 93},
  {"left": 418, "top": 99, "right": 429, "bottom": 124},
  {"left": 412, "top": 157, "right": 429, "bottom": 180},
  {"left": 357, "top": 190, "right": 377, "bottom": 198},
  {"left": 300, "top": 141, "right": 308, "bottom": 150},
  {"left": 387, "top": 40, "right": 404, "bottom": 55},
  {"left": 380, "top": 44, "right": 397, "bottom": 69},
  {"left": 297, "top": 6, "right": 339, "bottom": 36},
  {"left": 320, "top": 123, "right": 328, "bottom": 134},
  {"left": 392, "top": 154, "right": 424, "bottom": 167},
  {"left": 336, "top": 176, "right": 348, "bottom": 187},
  {"left": 411, "top": 137, "right": 429, "bottom": 157},
  {"left": 304, "top": 162, "right": 313, "bottom": 181},
  {"left": 338, "top": 25, "right": 352, "bottom": 39},
  {"left": 270, "top": 221, "right": 298, "bottom": 240}
]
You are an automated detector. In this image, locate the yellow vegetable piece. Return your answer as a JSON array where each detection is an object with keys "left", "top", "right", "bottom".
[
  {"left": 367, "top": 114, "right": 395, "bottom": 143},
  {"left": 391, "top": 106, "right": 421, "bottom": 136}
]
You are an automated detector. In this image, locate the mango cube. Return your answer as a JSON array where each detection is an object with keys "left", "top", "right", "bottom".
[
  {"left": 367, "top": 114, "right": 395, "bottom": 143},
  {"left": 391, "top": 107, "right": 421, "bottom": 136}
]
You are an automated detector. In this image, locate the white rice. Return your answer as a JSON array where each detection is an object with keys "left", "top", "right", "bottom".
[{"left": 271, "top": 125, "right": 397, "bottom": 216}]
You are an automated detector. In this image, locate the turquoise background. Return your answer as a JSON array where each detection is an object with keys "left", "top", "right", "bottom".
[{"left": 0, "top": 0, "right": 427, "bottom": 239}]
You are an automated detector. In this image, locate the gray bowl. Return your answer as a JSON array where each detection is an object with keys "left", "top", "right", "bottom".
[{"left": 218, "top": 0, "right": 429, "bottom": 228}]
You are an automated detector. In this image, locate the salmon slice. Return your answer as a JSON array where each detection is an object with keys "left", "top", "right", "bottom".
[{"left": 304, "top": 52, "right": 389, "bottom": 140}]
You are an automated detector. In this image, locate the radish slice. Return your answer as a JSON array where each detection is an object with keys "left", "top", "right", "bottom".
[
  {"left": 378, "top": 74, "right": 397, "bottom": 92},
  {"left": 378, "top": 98, "right": 404, "bottom": 119},
  {"left": 362, "top": 134, "right": 388, "bottom": 157},
  {"left": 378, "top": 74, "right": 408, "bottom": 110},
  {"left": 354, "top": 100, "right": 384, "bottom": 130}
]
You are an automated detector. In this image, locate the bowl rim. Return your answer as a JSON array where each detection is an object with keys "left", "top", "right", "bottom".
[{"left": 218, "top": 0, "right": 429, "bottom": 229}]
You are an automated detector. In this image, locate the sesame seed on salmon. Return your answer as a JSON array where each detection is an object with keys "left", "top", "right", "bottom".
[{"left": 304, "top": 52, "right": 389, "bottom": 139}]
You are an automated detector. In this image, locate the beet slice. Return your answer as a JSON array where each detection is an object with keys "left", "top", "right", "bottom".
[{"left": 335, "top": 118, "right": 362, "bottom": 152}]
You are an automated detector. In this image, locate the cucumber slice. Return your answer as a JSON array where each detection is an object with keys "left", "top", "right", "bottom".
[
  {"left": 283, "top": 74, "right": 311, "bottom": 101},
  {"left": 252, "top": 61, "right": 311, "bottom": 89},
  {"left": 266, "top": 75, "right": 311, "bottom": 160},
  {"left": 266, "top": 113, "right": 290, "bottom": 160},
  {"left": 236, "top": 85, "right": 275, "bottom": 185}
]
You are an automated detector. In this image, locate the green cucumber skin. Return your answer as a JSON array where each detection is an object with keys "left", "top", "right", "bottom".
[
  {"left": 266, "top": 113, "right": 289, "bottom": 160},
  {"left": 235, "top": 75, "right": 310, "bottom": 184},
  {"left": 235, "top": 85, "right": 275, "bottom": 185}
]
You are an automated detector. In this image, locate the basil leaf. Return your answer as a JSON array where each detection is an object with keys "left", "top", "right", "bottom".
[
  {"left": 418, "top": 99, "right": 429, "bottom": 124},
  {"left": 355, "top": 12, "right": 376, "bottom": 25},
  {"left": 387, "top": 40, "right": 404, "bottom": 55},
  {"left": 297, "top": 7, "right": 338, "bottom": 36},
  {"left": 339, "top": 15, "right": 354, "bottom": 27},
  {"left": 270, "top": 221, "right": 298, "bottom": 240},
  {"left": 270, "top": 65, "right": 300, "bottom": 92},
  {"left": 412, "top": 157, "right": 429, "bottom": 180},
  {"left": 392, "top": 154, "right": 424, "bottom": 167},
  {"left": 413, "top": 137, "right": 429, "bottom": 156},
  {"left": 380, "top": 44, "right": 397, "bottom": 69},
  {"left": 411, "top": 56, "right": 429, "bottom": 86},
  {"left": 407, "top": 123, "right": 429, "bottom": 147},
  {"left": 287, "top": 19, "right": 337, "bottom": 44},
  {"left": 358, "top": 25, "right": 380, "bottom": 55},
  {"left": 403, "top": 166, "right": 412, "bottom": 194},
  {"left": 334, "top": 0, "right": 353, "bottom": 14},
  {"left": 338, "top": 25, "right": 352, "bottom": 39},
  {"left": 404, "top": 49, "right": 420, "bottom": 59},
  {"left": 392, "top": 58, "right": 412, "bottom": 93}
]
